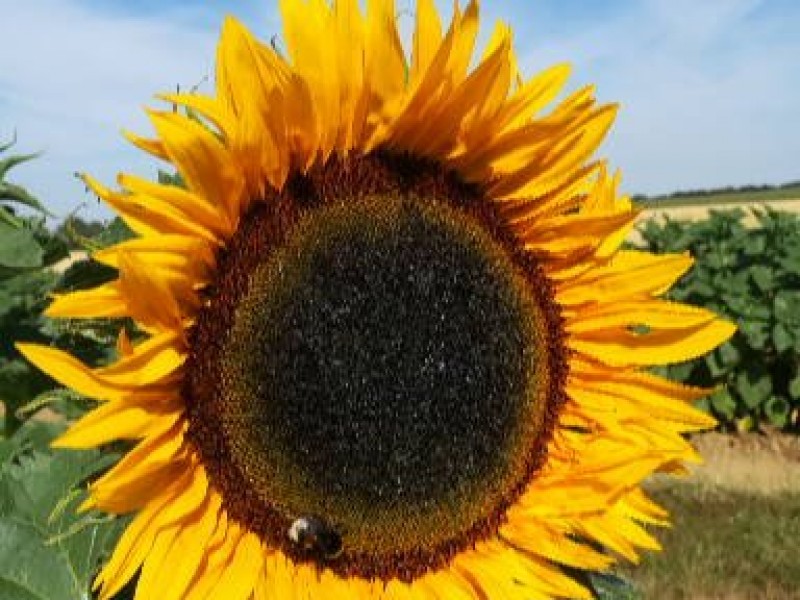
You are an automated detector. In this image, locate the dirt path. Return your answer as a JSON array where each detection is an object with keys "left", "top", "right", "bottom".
[
  {"left": 686, "top": 431, "right": 800, "bottom": 494},
  {"left": 51, "top": 250, "right": 88, "bottom": 274},
  {"left": 635, "top": 198, "right": 800, "bottom": 227}
]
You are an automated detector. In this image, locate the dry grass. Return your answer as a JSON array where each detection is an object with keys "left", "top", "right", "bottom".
[
  {"left": 621, "top": 483, "right": 800, "bottom": 599},
  {"left": 645, "top": 431, "right": 800, "bottom": 495},
  {"left": 688, "top": 432, "right": 800, "bottom": 494},
  {"left": 628, "top": 199, "right": 800, "bottom": 245},
  {"left": 619, "top": 431, "right": 800, "bottom": 599},
  {"left": 634, "top": 199, "right": 800, "bottom": 227}
]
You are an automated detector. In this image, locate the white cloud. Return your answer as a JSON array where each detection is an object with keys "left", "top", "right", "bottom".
[
  {"left": 519, "top": 0, "right": 800, "bottom": 195},
  {"left": 1, "top": 0, "right": 264, "bottom": 220},
  {"left": 2, "top": 0, "right": 798, "bottom": 222}
]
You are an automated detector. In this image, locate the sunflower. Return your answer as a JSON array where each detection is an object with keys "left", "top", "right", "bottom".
[{"left": 18, "top": 1, "right": 734, "bottom": 598}]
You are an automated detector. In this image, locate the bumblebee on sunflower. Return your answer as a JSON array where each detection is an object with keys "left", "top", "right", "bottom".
[{"left": 19, "top": 1, "right": 734, "bottom": 598}]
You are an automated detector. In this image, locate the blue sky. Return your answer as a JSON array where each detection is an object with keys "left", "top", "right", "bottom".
[{"left": 3, "top": 0, "right": 799, "bottom": 221}]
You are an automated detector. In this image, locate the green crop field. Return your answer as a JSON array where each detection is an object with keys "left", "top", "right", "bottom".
[{"left": 636, "top": 184, "right": 800, "bottom": 209}]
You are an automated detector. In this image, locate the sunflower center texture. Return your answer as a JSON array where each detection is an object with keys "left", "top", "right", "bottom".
[{"left": 185, "top": 154, "right": 566, "bottom": 581}]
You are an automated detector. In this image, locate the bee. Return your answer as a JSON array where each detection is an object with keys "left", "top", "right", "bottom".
[{"left": 287, "top": 515, "right": 343, "bottom": 560}]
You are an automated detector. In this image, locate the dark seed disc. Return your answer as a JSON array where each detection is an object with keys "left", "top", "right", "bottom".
[{"left": 184, "top": 153, "right": 567, "bottom": 581}]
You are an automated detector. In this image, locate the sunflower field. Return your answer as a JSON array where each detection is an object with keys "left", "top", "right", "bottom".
[
  {"left": 635, "top": 208, "right": 800, "bottom": 433},
  {"left": 1, "top": 2, "right": 795, "bottom": 599}
]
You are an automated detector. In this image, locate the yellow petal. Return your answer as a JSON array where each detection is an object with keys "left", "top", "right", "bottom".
[
  {"left": 203, "top": 530, "right": 264, "bottom": 600},
  {"left": 331, "top": 0, "right": 367, "bottom": 151},
  {"left": 153, "top": 494, "right": 222, "bottom": 600},
  {"left": 148, "top": 110, "right": 245, "bottom": 226},
  {"left": 122, "top": 130, "right": 169, "bottom": 161},
  {"left": 85, "top": 421, "right": 190, "bottom": 513},
  {"left": 52, "top": 393, "right": 182, "bottom": 449},
  {"left": 82, "top": 173, "right": 220, "bottom": 243},
  {"left": 490, "top": 103, "right": 617, "bottom": 200},
  {"left": 570, "top": 318, "right": 736, "bottom": 367},
  {"left": 422, "top": 33, "right": 511, "bottom": 157},
  {"left": 96, "top": 464, "right": 197, "bottom": 598},
  {"left": 280, "top": 0, "right": 338, "bottom": 160},
  {"left": 97, "top": 330, "right": 185, "bottom": 388},
  {"left": 94, "top": 233, "right": 214, "bottom": 274},
  {"left": 411, "top": 0, "right": 442, "bottom": 84},
  {"left": 557, "top": 251, "right": 694, "bottom": 306},
  {"left": 17, "top": 342, "right": 125, "bottom": 402},
  {"left": 362, "top": 0, "right": 407, "bottom": 146},
  {"left": 567, "top": 382, "right": 717, "bottom": 432},
  {"left": 497, "top": 62, "right": 572, "bottom": 133},
  {"left": 118, "top": 173, "right": 234, "bottom": 240},
  {"left": 566, "top": 300, "right": 722, "bottom": 333},
  {"left": 501, "top": 520, "right": 613, "bottom": 570},
  {"left": 46, "top": 283, "right": 127, "bottom": 320},
  {"left": 134, "top": 524, "right": 181, "bottom": 599},
  {"left": 116, "top": 327, "right": 133, "bottom": 357},
  {"left": 216, "top": 17, "right": 293, "bottom": 189},
  {"left": 117, "top": 251, "right": 182, "bottom": 332},
  {"left": 524, "top": 210, "right": 636, "bottom": 259}
]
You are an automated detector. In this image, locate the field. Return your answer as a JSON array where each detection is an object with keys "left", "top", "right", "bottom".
[
  {"left": 629, "top": 194, "right": 800, "bottom": 247},
  {"left": 636, "top": 198, "right": 800, "bottom": 226},
  {"left": 617, "top": 432, "right": 800, "bottom": 600},
  {"left": 636, "top": 185, "right": 800, "bottom": 209},
  {"left": 620, "top": 192, "right": 800, "bottom": 599}
]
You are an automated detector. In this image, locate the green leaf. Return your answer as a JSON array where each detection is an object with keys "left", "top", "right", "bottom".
[
  {"left": 764, "top": 396, "right": 790, "bottom": 428},
  {"left": 0, "top": 223, "right": 43, "bottom": 269},
  {"left": 740, "top": 320, "right": 770, "bottom": 350},
  {"left": 750, "top": 265, "right": 776, "bottom": 292},
  {"left": 693, "top": 396, "right": 710, "bottom": 413},
  {"left": 0, "top": 151, "right": 39, "bottom": 181},
  {"left": 736, "top": 366, "right": 773, "bottom": 409},
  {"left": 710, "top": 389, "right": 736, "bottom": 420},
  {"left": 90, "top": 217, "right": 134, "bottom": 250},
  {"left": 667, "top": 362, "right": 694, "bottom": 381},
  {"left": 718, "top": 341, "right": 741, "bottom": 366},
  {"left": 0, "top": 361, "right": 51, "bottom": 431},
  {"left": 0, "top": 518, "right": 76, "bottom": 600},
  {"left": 741, "top": 234, "right": 767, "bottom": 257},
  {"left": 789, "top": 372, "right": 800, "bottom": 400},
  {"left": 772, "top": 322, "right": 794, "bottom": 354},
  {"left": 736, "top": 414, "right": 755, "bottom": 433},
  {"left": 157, "top": 170, "right": 185, "bottom": 188},
  {"left": 0, "top": 439, "right": 15, "bottom": 469},
  {"left": 6, "top": 420, "right": 66, "bottom": 459},
  {"left": 0, "top": 205, "right": 22, "bottom": 228},
  {"left": 0, "top": 578, "right": 45, "bottom": 600},
  {"left": 0, "top": 181, "right": 52, "bottom": 217},
  {"left": 774, "top": 290, "right": 800, "bottom": 325},
  {"left": 55, "top": 258, "right": 116, "bottom": 293},
  {"left": 721, "top": 294, "right": 770, "bottom": 320},
  {"left": 36, "top": 233, "right": 70, "bottom": 269},
  {"left": 778, "top": 255, "right": 800, "bottom": 277},
  {"left": 0, "top": 442, "right": 125, "bottom": 600},
  {"left": 4, "top": 448, "right": 113, "bottom": 528},
  {"left": 704, "top": 351, "right": 726, "bottom": 378},
  {"left": 16, "top": 389, "right": 92, "bottom": 422},
  {"left": 686, "top": 279, "right": 715, "bottom": 299}
]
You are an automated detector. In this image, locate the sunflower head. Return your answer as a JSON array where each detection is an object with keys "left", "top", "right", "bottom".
[{"left": 18, "top": 1, "right": 734, "bottom": 599}]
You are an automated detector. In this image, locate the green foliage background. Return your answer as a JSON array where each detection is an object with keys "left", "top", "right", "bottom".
[
  {"left": 0, "top": 140, "right": 136, "bottom": 599},
  {"left": 635, "top": 208, "right": 800, "bottom": 432}
]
